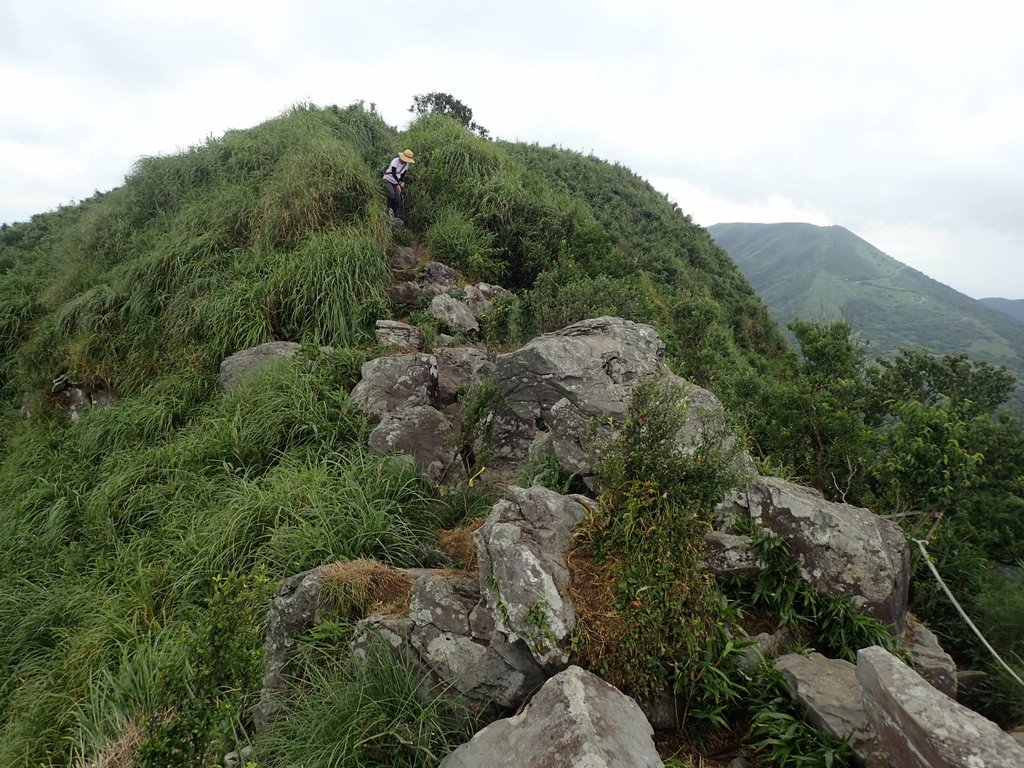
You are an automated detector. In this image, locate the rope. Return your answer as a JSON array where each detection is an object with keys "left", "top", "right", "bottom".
[{"left": 912, "top": 537, "right": 1024, "bottom": 689}]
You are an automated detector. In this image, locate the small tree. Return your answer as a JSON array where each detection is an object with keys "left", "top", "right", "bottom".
[{"left": 409, "top": 92, "right": 490, "bottom": 138}]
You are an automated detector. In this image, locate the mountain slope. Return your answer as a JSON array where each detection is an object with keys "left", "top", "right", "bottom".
[
  {"left": 980, "top": 297, "right": 1024, "bottom": 323},
  {"left": 708, "top": 222, "right": 1024, "bottom": 387}
]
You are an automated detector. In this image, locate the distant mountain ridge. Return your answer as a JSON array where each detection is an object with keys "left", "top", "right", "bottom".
[
  {"left": 980, "top": 297, "right": 1024, "bottom": 323},
  {"left": 708, "top": 222, "right": 1024, "bottom": 397}
]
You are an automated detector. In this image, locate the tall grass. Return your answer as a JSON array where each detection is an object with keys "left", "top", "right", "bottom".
[{"left": 256, "top": 634, "right": 478, "bottom": 768}]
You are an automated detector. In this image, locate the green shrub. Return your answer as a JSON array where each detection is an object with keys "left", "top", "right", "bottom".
[{"left": 572, "top": 377, "right": 743, "bottom": 723}]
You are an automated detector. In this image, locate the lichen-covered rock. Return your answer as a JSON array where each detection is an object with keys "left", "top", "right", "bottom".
[
  {"left": 701, "top": 531, "right": 762, "bottom": 578},
  {"left": 436, "top": 346, "right": 494, "bottom": 405},
  {"left": 902, "top": 613, "right": 957, "bottom": 698},
  {"left": 430, "top": 293, "right": 480, "bottom": 334},
  {"left": 390, "top": 245, "right": 419, "bottom": 271},
  {"left": 493, "top": 316, "right": 665, "bottom": 423},
  {"left": 417, "top": 261, "right": 459, "bottom": 295},
  {"left": 728, "top": 477, "right": 910, "bottom": 632},
  {"left": 492, "top": 317, "right": 749, "bottom": 479},
  {"left": 462, "top": 282, "right": 509, "bottom": 315},
  {"left": 219, "top": 341, "right": 302, "bottom": 392},
  {"left": 857, "top": 645, "right": 1024, "bottom": 767},
  {"left": 349, "top": 353, "right": 437, "bottom": 423},
  {"left": 439, "top": 665, "right": 663, "bottom": 768},
  {"left": 351, "top": 574, "right": 546, "bottom": 712},
  {"left": 475, "top": 486, "right": 588, "bottom": 670},
  {"left": 775, "top": 652, "right": 889, "bottom": 766},
  {"left": 255, "top": 561, "right": 420, "bottom": 731},
  {"left": 375, "top": 320, "right": 422, "bottom": 351},
  {"left": 368, "top": 405, "right": 464, "bottom": 488}
]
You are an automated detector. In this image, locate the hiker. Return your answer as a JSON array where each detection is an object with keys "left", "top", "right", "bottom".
[{"left": 382, "top": 149, "right": 415, "bottom": 220}]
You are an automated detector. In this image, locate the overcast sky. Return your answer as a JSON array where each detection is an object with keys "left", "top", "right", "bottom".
[{"left": 3, "top": 0, "right": 1022, "bottom": 299}]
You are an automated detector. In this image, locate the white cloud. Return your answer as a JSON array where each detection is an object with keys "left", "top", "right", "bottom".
[{"left": 2, "top": 1, "right": 1023, "bottom": 299}]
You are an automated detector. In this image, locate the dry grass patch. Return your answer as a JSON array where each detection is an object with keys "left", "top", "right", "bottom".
[
  {"left": 321, "top": 558, "right": 417, "bottom": 617},
  {"left": 437, "top": 518, "right": 485, "bottom": 570},
  {"left": 566, "top": 547, "right": 627, "bottom": 681}
]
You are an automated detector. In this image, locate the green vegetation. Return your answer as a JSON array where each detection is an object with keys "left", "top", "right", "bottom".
[
  {"left": 0, "top": 99, "right": 1020, "bottom": 765},
  {"left": 709, "top": 222, "right": 1024, "bottom": 410},
  {"left": 732, "top": 318, "right": 1024, "bottom": 725}
]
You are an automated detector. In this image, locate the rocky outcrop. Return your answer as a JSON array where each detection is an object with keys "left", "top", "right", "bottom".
[
  {"left": 253, "top": 560, "right": 430, "bottom": 731},
  {"left": 701, "top": 531, "right": 761, "bottom": 578},
  {"left": 436, "top": 347, "right": 493, "bottom": 406},
  {"left": 368, "top": 406, "right": 464, "bottom": 488},
  {"left": 430, "top": 293, "right": 480, "bottom": 334},
  {"left": 417, "top": 261, "right": 459, "bottom": 295},
  {"left": 375, "top": 320, "right": 422, "bottom": 351},
  {"left": 352, "top": 573, "right": 546, "bottom": 712},
  {"left": 476, "top": 485, "right": 589, "bottom": 670},
  {"left": 727, "top": 476, "right": 910, "bottom": 632},
  {"left": 774, "top": 647, "right": 1024, "bottom": 767},
  {"left": 461, "top": 283, "right": 508, "bottom": 316},
  {"left": 775, "top": 652, "right": 889, "bottom": 766},
  {"left": 349, "top": 353, "right": 437, "bottom": 423},
  {"left": 857, "top": 645, "right": 1024, "bottom": 767},
  {"left": 902, "top": 613, "right": 957, "bottom": 698},
  {"left": 439, "top": 665, "right": 663, "bottom": 768},
  {"left": 492, "top": 316, "right": 747, "bottom": 480},
  {"left": 219, "top": 341, "right": 303, "bottom": 392}
]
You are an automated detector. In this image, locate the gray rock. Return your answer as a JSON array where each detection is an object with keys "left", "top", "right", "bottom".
[
  {"left": 857, "top": 645, "right": 1024, "bottom": 767},
  {"left": 222, "top": 746, "right": 253, "bottom": 768},
  {"left": 493, "top": 317, "right": 749, "bottom": 479},
  {"left": 737, "top": 627, "right": 793, "bottom": 675},
  {"left": 729, "top": 477, "right": 910, "bottom": 632},
  {"left": 702, "top": 531, "right": 762, "bottom": 578},
  {"left": 256, "top": 562, "right": 423, "bottom": 731},
  {"left": 436, "top": 346, "right": 494, "bottom": 405},
  {"left": 417, "top": 261, "right": 459, "bottom": 295},
  {"left": 430, "top": 293, "right": 480, "bottom": 334},
  {"left": 254, "top": 566, "right": 334, "bottom": 730},
  {"left": 462, "top": 282, "right": 509, "bottom": 315},
  {"left": 351, "top": 574, "right": 546, "bottom": 712},
  {"left": 368, "top": 405, "right": 464, "bottom": 488},
  {"left": 440, "top": 666, "right": 663, "bottom": 768},
  {"left": 390, "top": 245, "right": 419, "bottom": 271},
  {"left": 475, "top": 486, "right": 588, "bottom": 670},
  {"left": 375, "top": 320, "right": 422, "bottom": 352},
  {"left": 219, "top": 341, "right": 301, "bottom": 392},
  {"left": 775, "top": 652, "right": 888, "bottom": 766},
  {"left": 903, "top": 613, "right": 957, "bottom": 698},
  {"left": 494, "top": 316, "right": 665, "bottom": 424},
  {"left": 349, "top": 353, "right": 437, "bottom": 423},
  {"left": 388, "top": 280, "right": 424, "bottom": 309}
]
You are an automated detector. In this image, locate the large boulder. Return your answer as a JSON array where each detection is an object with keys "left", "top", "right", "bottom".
[
  {"left": 493, "top": 316, "right": 664, "bottom": 423},
  {"left": 351, "top": 573, "right": 546, "bottom": 712},
  {"left": 727, "top": 477, "right": 910, "bottom": 632},
  {"left": 417, "top": 261, "right": 459, "bottom": 295},
  {"left": 475, "top": 486, "right": 589, "bottom": 670},
  {"left": 349, "top": 353, "right": 437, "bottom": 422},
  {"left": 775, "top": 652, "right": 889, "bottom": 766},
  {"left": 436, "top": 346, "right": 494, "bottom": 406},
  {"left": 368, "top": 405, "right": 464, "bottom": 488},
  {"left": 430, "top": 293, "right": 480, "bottom": 334},
  {"left": 492, "top": 316, "right": 747, "bottom": 479},
  {"left": 439, "top": 665, "right": 663, "bottom": 768},
  {"left": 375, "top": 320, "right": 422, "bottom": 351},
  {"left": 254, "top": 561, "right": 418, "bottom": 731},
  {"left": 857, "top": 645, "right": 1024, "bottom": 767}
]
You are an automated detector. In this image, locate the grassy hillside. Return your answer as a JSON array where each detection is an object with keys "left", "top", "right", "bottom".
[
  {"left": 981, "top": 296, "right": 1024, "bottom": 323},
  {"left": 0, "top": 103, "right": 791, "bottom": 765},
  {"left": 708, "top": 222, "right": 1024, "bottom": 393}
]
